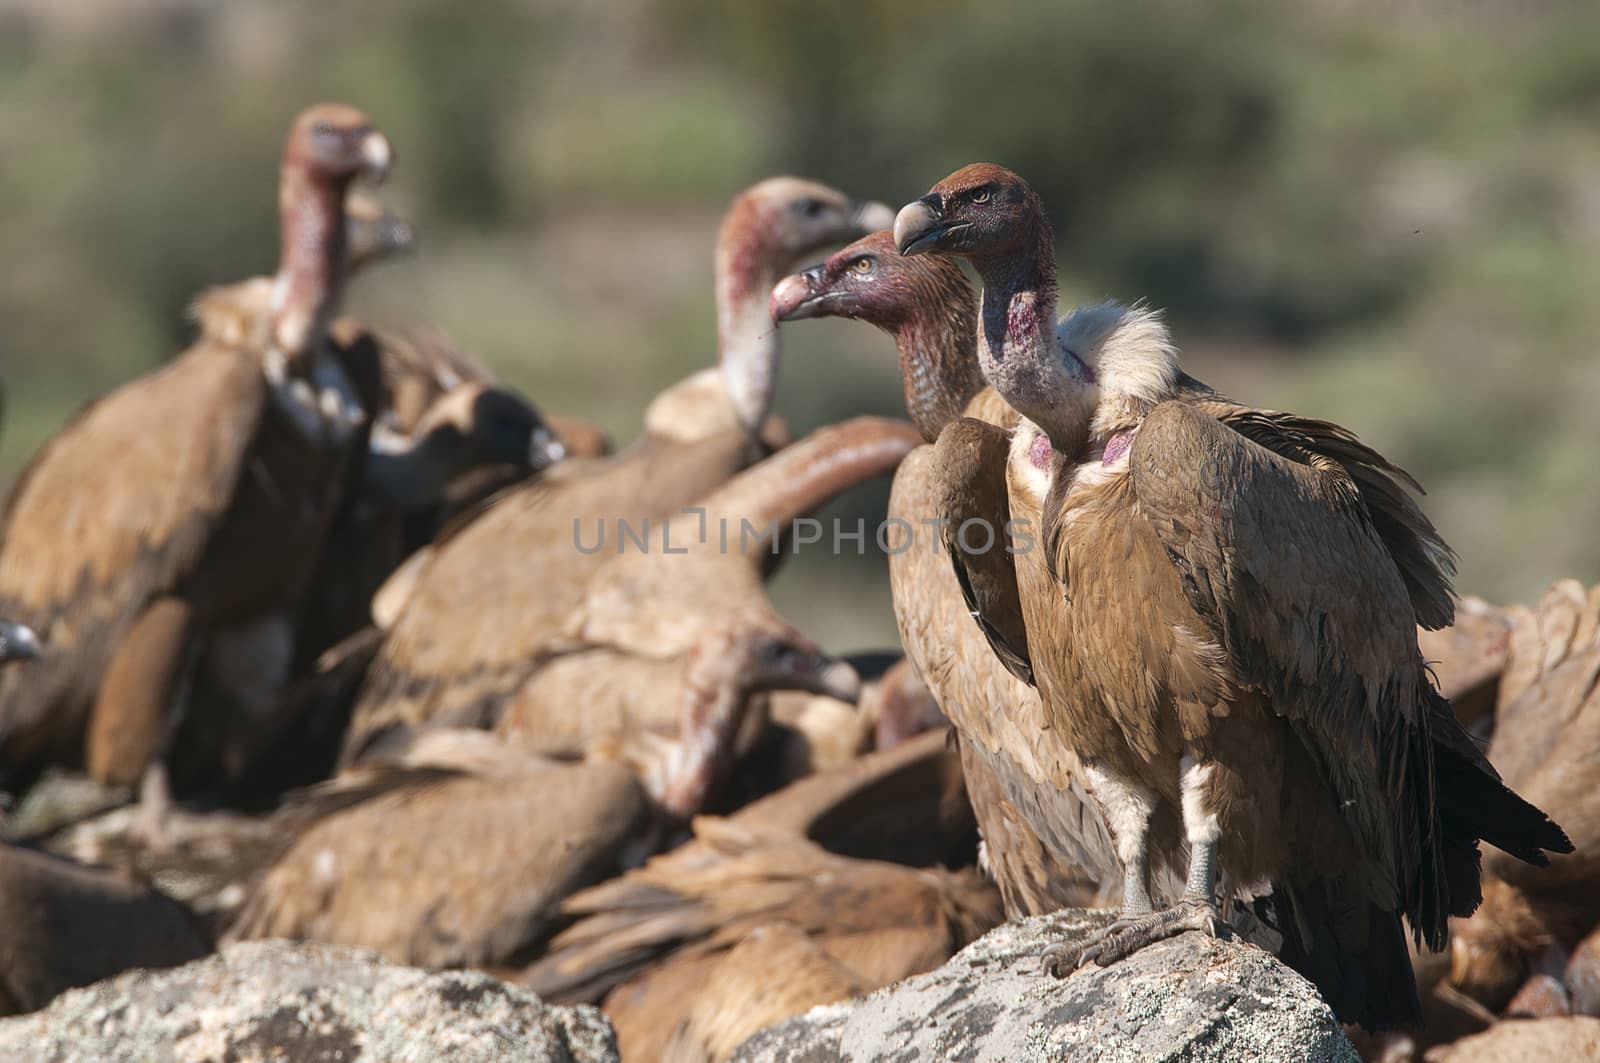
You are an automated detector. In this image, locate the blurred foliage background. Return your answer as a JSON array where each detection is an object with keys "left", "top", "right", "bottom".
[{"left": 2, "top": 0, "right": 1597, "bottom": 651}]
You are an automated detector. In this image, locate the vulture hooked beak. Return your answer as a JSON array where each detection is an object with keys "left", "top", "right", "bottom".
[
  {"left": 769, "top": 267, "right": 843, "bottom": 323},
  {"left": 757, "top": 649, "right": 862, "bottom": 704},
  {"left": 528, "top": 425, "right": 567, "bottom": 472},
  {"left": 894, "top": 194, "right": 966, "bottom": 257},
  {"left": 358, "top": 130, "right": 394, "bottom": 186},
  {"left": 851, "top": 199, "right": 898, "bottom": 234},
  {"left": 0, "top": 619, "right": 42, "bottom": 665}
]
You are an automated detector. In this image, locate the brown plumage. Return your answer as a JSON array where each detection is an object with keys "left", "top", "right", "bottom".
[
  {"left": 192, "top": 250, "right": 569, "bottom": 677},
  {"left": 1449, "top": 580, "right": 1600, "bottom": 1012},
  {"left": 493, "top": 417, "right": 918, "bottom": 816},
  {"left": 896, "top": 163, "right": 1571, "bottom": 1031},
  {"left": 522, "top": 731, "right": 1000, "bottom": 1062},
  {"left": 770, "top": 231, "right": 1122, "bottom": 915},
  {"left": 0, "top": 843, "right": 211, "bottom": 1016},
  {"left": 0, "top": 104, "right": 392, "bottom": 814},
  {"left": 225, "top": 730, "right": 650, "bottom": 968},
  {"left": 340, "top": 180, "right": 893, "bottom": 764}
]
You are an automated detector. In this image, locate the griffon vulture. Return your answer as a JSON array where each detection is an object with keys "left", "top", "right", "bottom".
[{"left": 894, "top": 163, "right": 1572, "bottom": 1031}]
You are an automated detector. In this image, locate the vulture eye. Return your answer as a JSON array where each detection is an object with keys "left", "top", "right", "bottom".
[
  {"left": 969, "top": 187, "right": 992, "bottom": 204},
  {"left": 797, "top": 198, "right": 827, "bottom": 218},
  {"left": 850, "top": 256, "right": 876, "bottom": 276},
  {"left": 311, "top": 121, "right": 336, "bottom": 139}
]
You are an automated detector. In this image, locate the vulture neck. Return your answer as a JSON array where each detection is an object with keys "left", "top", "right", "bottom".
[
  {"left": 655, "top": 641, "right": 755, "bottom": 819},
  {"left": 889, "top": 286, "right": 985, "bottom": 443},
  {"left": 271, "top": 164, "right": 350, "bottom": 372},
  {"left": 699, "top": 417, "right": 922, "bottom": 565},
  {"left": 715, "top": 218, "right": 783, "bottom": 436},
  {"left": 969, "top": 224, "right": 1096, "bottom": 457},
  {"left": 970, "top": 227, "right": 1059, "bottom": 389}
]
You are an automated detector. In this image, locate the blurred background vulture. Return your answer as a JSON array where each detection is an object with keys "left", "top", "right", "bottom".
[{"left": 0, "top": 104, "right": 393, "bottom": 837}]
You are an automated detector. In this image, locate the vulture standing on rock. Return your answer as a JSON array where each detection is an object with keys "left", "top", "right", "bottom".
[
  {"left": 894, "top": 163, "right": 1573, "bottom": 1031},
  {"left": 340, "top": 179, "right": 893, "bottom": 763},
  {"left": 0, "top": 104, "right": 393, "bottom": 831},
  {"left": 770, "top": 231, "right": 1121, "bottom": 915}
]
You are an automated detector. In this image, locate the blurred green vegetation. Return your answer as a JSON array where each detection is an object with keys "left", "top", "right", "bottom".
[{"left": 1, "top": 0, "right": 1597, "bottom": 650}]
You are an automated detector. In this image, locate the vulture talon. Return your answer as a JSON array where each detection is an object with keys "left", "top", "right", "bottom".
[
  {"left": 1074, "top": 901, "right": 1222, "bottom": 970},
  {"left": 1039, "top": 943, "right": 1077, "bottom": 979}
]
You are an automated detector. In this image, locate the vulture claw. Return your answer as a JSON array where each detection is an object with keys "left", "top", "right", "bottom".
[{"left": 1065, "top": 901, "right": 1224, "bottom": 971}]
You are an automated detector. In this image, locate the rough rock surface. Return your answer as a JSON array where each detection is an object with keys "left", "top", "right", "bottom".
[
  {"left": 0, "top": 940, "right": 619, "bottom": 1063},
  {"left": 731, "top": 910, "right": 1357, "bottom": 1063}
]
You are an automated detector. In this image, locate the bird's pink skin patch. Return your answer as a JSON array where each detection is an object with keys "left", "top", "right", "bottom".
[
  {"left": 1102, "top": 430, "right": 1134, "bottom": 466},
  {"left": 1030, "top": 431, "right": 1053, "bottom": 470}
]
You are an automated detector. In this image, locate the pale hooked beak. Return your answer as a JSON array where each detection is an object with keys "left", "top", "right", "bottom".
[
  {"left": 359, "top": 131, "right": 394, "bottom": 185},
  {"left": 814, "top": 657, "right": 863, "bottom": 703},
  {"left": 894, "top": 193, "right": 965, "bottom": 257},
  {"left": 769, "top": 266, "right": 835, "bottom": 323},
  {"left": 0, "top": 620, "right": 42, "bottom": 665},
  {"left": 852, "top": 199, "right": 897, "bottom": 233},
  {"left": 529, "top": 425, "right": 567, "bottom": 471}
]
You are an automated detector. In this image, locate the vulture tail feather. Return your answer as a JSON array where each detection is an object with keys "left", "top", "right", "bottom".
[
  {"left": 1428, "top": 689, "right": 1571, "bottom": 876},
  {"left": 1257, "top": 886, "right": 1422, "bottom": 1033}
]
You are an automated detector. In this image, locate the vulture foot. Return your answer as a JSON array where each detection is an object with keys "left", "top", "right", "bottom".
[{"left": 1044, "top": 900, "right": 1222, "bottom": 977}]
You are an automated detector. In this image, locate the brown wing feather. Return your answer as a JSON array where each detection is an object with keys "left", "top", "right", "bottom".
[
  {"left": 0, "top": 344, "right": 266, "bottom": 770},
  {"left": 930, "top": 418, "right": 1033, "bottom": 685},
  {"left": 1131, "top": 400, "right": 1567, "bottom": 949},
  {"left": 1198, "top": 402, "right": 1457, "bottom": 631}
]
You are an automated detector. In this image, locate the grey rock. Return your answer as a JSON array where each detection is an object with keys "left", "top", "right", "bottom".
[
  {"left": 732, "top": 909, "right": 1357, "bottom": 1063},
  {"left": 0, "top": 939, "right": 619, "bottom": 1063}
]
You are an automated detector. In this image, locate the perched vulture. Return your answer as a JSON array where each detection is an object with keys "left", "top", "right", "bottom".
[
  {"left": 522, "top": 730, "right": 1000, "bottom": 1062},
  {"left": 340, "top": 179, "right": 892, "bottom": 763},
  {"left": 1449, "top": 580, "right": 1600, "bottom": 1012},
  {"left": 0, "top": 104, "right": 392, "bottom": 830},
  {"left": 0, "top": 843, "right": 212, "bottom": 1016},
  {"left": 492, "top": 417, "right": 915, "bottom": 814},
  {"left": 770, "top": 231, "right": 1120, "bottom": 915},
  {"left": 894, "top": 163, "right": 1572, "bottom": 1031}
]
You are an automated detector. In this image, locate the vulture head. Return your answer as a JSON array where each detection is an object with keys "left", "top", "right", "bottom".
[
  {"left": 658, "top": 615, "right": 861, "bottom": 819},
  {"left": 768, "top": 231, "right": 970, "bottom": 333},
  {"left": 366, "top": 383, "right": 565, "bottom": 510},
  {"left": 770, "top": 230, "right": 983, "bottom": 440},
  {"left": 717, "top": 178, "right": 895, "bottom": 432},
  {"left": 893, "top": 163, "right": 1046, "bottom": 262},
  {"left": 285, "top": 103, "right": 393, "bottom": 187},
  {"left": 272, "top": 104, "right": 393, "bottom": 358},
  {"left": 0, "top": 620, "right": 41, "bottom": 666}
]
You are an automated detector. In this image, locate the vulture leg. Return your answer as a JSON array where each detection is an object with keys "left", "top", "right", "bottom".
[
  {"left": 84, "top": 597, "right": 197, "bottom": 847},
  {"left": 1049, "top": 759, "right": 1224, "bottom": 976}
]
